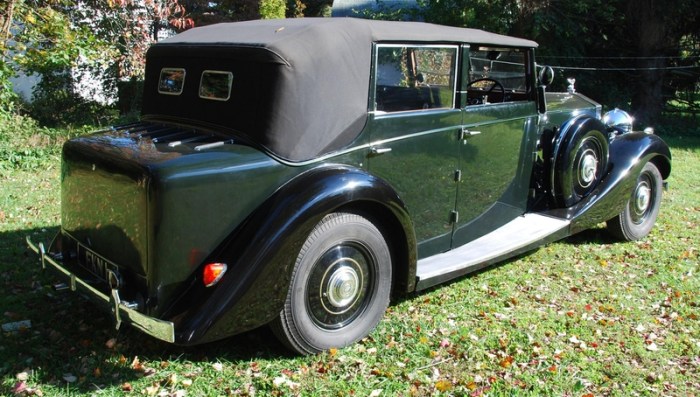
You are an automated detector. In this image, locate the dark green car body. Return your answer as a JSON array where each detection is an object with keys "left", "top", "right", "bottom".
[{"left": 28, "top": 18, "right": 671, "bottom": 351}]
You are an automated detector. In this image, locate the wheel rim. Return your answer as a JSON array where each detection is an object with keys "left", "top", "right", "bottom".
[
  {"left": 573, "top": 136, "right": 603, "bottom": 197},
  {"left": 306, "top": 244, "right": 374, "bottom": 330},
  {"left": 578, "top": 148, "right": 598, "bottom": 187},
  {"left": 630, "top": 173, "right": 654, "bottom": 224}
]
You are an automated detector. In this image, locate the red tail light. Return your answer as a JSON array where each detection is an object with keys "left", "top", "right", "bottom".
[{"left": 203, "top": 263, "right": 227, "bottom": 287}]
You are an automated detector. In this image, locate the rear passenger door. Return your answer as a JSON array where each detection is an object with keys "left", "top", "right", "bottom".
[{"left": 367, "top": 44, "right": 461, "bottom": 259}]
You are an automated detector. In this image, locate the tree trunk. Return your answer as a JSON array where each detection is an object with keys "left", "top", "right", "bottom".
[
  {"left": 1, "top": 0, "right": 16, "bottom": 56},
  {"left": 626, "top": 0, "right": 669, "bottom": 126}
]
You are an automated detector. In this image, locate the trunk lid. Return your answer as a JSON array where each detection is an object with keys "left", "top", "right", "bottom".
[{"left": 60, "top": 122, "right": 290, "bottom": 314}]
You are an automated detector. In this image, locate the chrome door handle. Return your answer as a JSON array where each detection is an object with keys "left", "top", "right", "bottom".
[{"left": 370, "top": 146, "right": 392, "bottom": 155}]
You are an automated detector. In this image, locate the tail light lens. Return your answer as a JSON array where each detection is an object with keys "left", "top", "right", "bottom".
[{"left": 203, "top": 263, "right": 227, "bottom": 287}]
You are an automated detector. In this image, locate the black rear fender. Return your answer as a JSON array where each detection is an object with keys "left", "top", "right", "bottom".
[{"left": 163, "top": 165, "right": 415, "bottom": 345}]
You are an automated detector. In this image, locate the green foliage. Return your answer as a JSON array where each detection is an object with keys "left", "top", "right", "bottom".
[
  {"left": 352, "top": 0, "right": 420, "bottom": 20},
  {"left": 259, "top": 0, "right": 286, "bottom": 19},
  {"left": 0, "top": 61, "right": 20, "bottom": 117},
  {"left": 4, "top": 2, "right": 107, "bottom": 75},
  {"left": 0, "top": 114, "right": 79, "bottom": 173},
  {"left": 27, "top": 72, "right": 115, "bottom": 127}
]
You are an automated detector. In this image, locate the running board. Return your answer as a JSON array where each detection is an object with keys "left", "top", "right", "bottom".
[{"left": 415, "top": 214, "right": 570, "bottom": 290}]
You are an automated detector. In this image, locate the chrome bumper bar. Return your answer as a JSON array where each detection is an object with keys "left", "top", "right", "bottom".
[{"left": 26, "top": 236, "right": 175, "bottom": 343}]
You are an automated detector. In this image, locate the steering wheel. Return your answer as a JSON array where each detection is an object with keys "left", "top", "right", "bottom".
[{"left": 467, "top": 78, "right": 505, "bottom": 104}]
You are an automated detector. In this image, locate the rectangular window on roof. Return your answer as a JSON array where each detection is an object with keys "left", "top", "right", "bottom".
[
  {"left": 158, "top": 68, "right": 186, "bottom": 95},
  {"left": 374, "top": 45, "right": 457, "bottom": 112},
  {"left": 199, "top": 71, "right": 233, "bottom": 101}
]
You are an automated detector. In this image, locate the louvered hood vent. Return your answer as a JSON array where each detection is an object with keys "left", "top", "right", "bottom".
[{"left": 109, "top": 121, "right": 233, "bottom": 152}]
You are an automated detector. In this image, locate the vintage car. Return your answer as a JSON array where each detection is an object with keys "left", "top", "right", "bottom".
[{"left": 27, "top": 18, "right": 671, "bottom": 354}]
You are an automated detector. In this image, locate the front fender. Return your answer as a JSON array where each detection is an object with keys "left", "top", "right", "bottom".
[
  {"left": 551, "top": 132, "right": 671, "bottom": 232},
  {"left": 164, "top": 164, "right": 415, "bottom": 345}
]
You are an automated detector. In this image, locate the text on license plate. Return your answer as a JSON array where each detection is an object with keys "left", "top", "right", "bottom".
[{"left": 76, "top": 243, "right": 117, "bottom": 281}]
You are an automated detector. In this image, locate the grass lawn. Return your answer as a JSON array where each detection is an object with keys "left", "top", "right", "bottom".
[{"left": 0, "top": 126, "right": 698, "bottom": 396}]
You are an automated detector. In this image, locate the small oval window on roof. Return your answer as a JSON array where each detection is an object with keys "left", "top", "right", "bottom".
[
  {"left": 158, "top": 68, "right": 186, "bottom": 95},
  {"left": 199, "top": 71, "right": 233, "bottom": 101}
]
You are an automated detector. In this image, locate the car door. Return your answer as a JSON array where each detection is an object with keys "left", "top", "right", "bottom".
[
  {"left": 452, "top": 46, "right": 539, "bottom": 246},
  {"left": 367, "top": 44, "right": 461, "bottom": 259}
]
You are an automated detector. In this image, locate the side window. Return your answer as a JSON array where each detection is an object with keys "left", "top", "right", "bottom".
[
  {"left": 199, "top": 71, "right": 233, "bottom": 101},
  {"left": 375, "top": 45, "right": 457, "bottom": 112},
  {"left": 467, "top": 47, "right": 528, "bottom": 105},
  {"left": 158, "top": 68, "right": 185, "bottom": 95}
]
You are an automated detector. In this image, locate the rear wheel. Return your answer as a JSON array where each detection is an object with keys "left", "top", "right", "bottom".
[
  {"left": 272, "top": 212, "right": 392, "bottom": 354},
  {"left": 607, "top": 162, "right": 663, "bottom": 241}
]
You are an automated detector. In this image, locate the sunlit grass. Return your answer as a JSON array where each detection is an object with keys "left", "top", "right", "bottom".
[{"left": 0, "top": 127, "right": 698, "bottom": 395}]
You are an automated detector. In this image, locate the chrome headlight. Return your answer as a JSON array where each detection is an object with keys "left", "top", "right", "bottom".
[{"left": 603, "top": 108, "right": 633, "bottom": 135}]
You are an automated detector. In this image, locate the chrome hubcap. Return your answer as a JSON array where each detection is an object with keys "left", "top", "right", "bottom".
[
  {"left": 307, "top": 244, "right": 372, "bottom": 329},
  {"left": 325, "top": 265, "right": 360, "bottom": 309},
  {"left": 634, "top": 182, "right": 651, "bottom": 214},
  {"left": 579, "top": 149, "right": 598, "bottom": 187}
]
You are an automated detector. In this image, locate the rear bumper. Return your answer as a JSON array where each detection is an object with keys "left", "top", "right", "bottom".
[{"left": 26, "top": 236, "right": 175, "bottom": 343}]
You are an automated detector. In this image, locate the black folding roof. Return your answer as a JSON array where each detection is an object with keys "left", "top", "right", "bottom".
[{"left": 143, "top": 18, "right": 538, "bottom": 161}]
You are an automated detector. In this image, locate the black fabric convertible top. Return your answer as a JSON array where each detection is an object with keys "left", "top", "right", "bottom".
[{"left": 142, "top": 18, "right": 538, "bottom": 161}]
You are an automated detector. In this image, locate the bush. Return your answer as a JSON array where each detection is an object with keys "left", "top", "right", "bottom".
[
  {"left": 27, "top": 72, "right": 117, "bottom": 128},
  {"left": 0, "top": 114, "right": 91, "bottom": 173},
  {"left": 260, "top": 0, "right": 286, "bottom": 19}
]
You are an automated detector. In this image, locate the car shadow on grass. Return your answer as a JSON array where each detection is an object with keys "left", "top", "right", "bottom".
[
  {"left": 0, "top": 226, "right": 294, "bottom": 395},
  {"left": 397, "top": 225, "right": 620, "bottom": 305}
]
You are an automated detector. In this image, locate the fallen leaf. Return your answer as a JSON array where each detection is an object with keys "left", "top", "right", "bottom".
[
  {"left": 369, "top": 389, "right": 382, "bottom": 397},
  {"left": 212, "top": 362, "right": 223, "bottom": 372},
  {"left": 121, "top": 382, "right": 133, "bottom": 392},
  {"left": 435, "top": 379, "right": 452, "bottom": 392},
  {"left": 165, "top": 373, "right": 177, "bottom": 386},
  {"left": 498, "top": 356, "right": 514, "bottom": 368},
  {"left": 144, "top": 384, "right": 159, "bottom": 396},
  {"left": 131, "top": 356, "right": 143, "bottom": 371},
  {"left": 105, "top": 338, "right": 117, "bottom": 349},
  {"left": 12, "top": 381, "right": 27, "bottom": 394}
]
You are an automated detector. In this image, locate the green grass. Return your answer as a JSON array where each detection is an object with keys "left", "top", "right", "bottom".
[{"left": 1, "top": 118, "right": 699, "bottom": 396}]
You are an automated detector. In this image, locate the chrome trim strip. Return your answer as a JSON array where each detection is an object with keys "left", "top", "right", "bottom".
[{"left": 26, "top": 236, "right": 175, "bottom": 343}]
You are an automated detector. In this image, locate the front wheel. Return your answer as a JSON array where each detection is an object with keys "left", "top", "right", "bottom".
[
  {"left": 553, "top": 127, "right": 609, "bottom": 207},
  {"left": 271, "top": 212, "right": 392, "bottom": 354},
  {"left": 606, "top": 162, "right": 663, "bottom": 241}
]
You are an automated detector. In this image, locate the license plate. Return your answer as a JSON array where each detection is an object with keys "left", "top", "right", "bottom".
[{"left": 76, "top": 243, "right": 118, "bottom": 281}]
